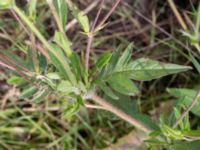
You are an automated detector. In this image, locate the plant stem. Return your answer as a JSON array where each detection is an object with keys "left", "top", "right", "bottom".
[
  {"left": 85, "top": 0, "right": 121, "bottom": 71},
  {"left": 85, "top": 34, "right": 93, "bottom": 71},
  {"left": 173, "top": 89, "right": 200, "bottom": 128},
  {"left": 96, "top": 0, "right": 122, "bottom": 29},
  {"left": 85, "top": 0, "right": 104, "bottom": 71},
  {"left": 90, "top": 94, "right": 151, "bottom": 133}
]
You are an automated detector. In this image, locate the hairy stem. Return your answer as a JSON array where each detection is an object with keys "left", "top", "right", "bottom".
[{"left": 90, "top": 94, "right": 151, "bottom": 133}]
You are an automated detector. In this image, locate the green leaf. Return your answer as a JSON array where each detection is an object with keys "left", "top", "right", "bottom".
[
  {"left": 54, "top": 0, "right": 68, "bottom": 30},
  {"left": 28, "top": 0, "right": 37, "bottom": 21},
  {"left": 50, "top": 44, "right": 76, "bottom": 84},
  {"left": 105, "top": 45, "right": 122, "bottom": 74},
  {"left": 53, "top": 32, "right": 72, "bottom": 57},
  {"left": 115, "top": 43, "right": 133, "bottom": 69},
  {"left": 69, "top": 3, "right": 89, "bottom": 32},
  {"left": 173, "top": 107, "right": 186, "bottom": 130},
  {"left": 63, "top": 96, "right": 84, "bottom": 119},
  {"left": 189, "top": 53, "right": 200, "bottom": 74},
  {"left": 7, "top": 76, "right": 24, "bottom": 85},
  {"left": 13, "top": 6, "right": 76, "bottom": 85},
  {"left": 92, "top": 52, "right": 112, "bottom": 75},
  {"left": 173, "top": 140, "right": 200, "bottom": 150},
  {"left": 70, "top": 52, "right": 82, "bottom": 81},
  {"left": 167, "top": 88, "right": 200, "bottom": 117},
  {"left": 107, "top": 58, "right": 191, "bottom": 81},
  {"left": 107, "top": 74, "right": 139, "bottom": 96},
  {"left": 46, "top": 72, "right": 60, "bottom": 80},
  {"left": 32, "top": 88, "right": 49, "bottom": 103},
  {"left": 161, "top": 125, "right": 184, "bottom": 140},
  {"left": 183, "top": 130, "right": 200, "bottom": 137},
  {"left": 19, "top": 86, "right": 38, "bottom": 99},
  {"left": 99, "top": 83, "right": 119, "bottom": 100},
  {"left": 1, "top": 50, "right": 28, "bottom": 69},
  {"left": 0, "top": 0, "right": 14, "bottom": 9},
  {"left": 57, "top": 80, "right": 79, "bottom": 95}
]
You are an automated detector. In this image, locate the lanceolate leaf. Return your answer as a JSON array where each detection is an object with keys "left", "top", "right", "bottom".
[
  {"left": 50, "top": 44, "right": 76, "bottom": 84},
  {"left": 53, "top": 32, "right": 72, "bottom": 57},
  {"left": 19, "top": 86, "right": 38, "bottom": 99},
  {"left": 105, "top": 45, "right": 122, "bottom": 74},
  {"left": 189, "top": 53, "right": 200, "bottom": 74},
  {"left": 1, "top": 51, "right": 28, "bottom": 69},
  {"left": 54, "top": 0, "right": 68, "bottom": 30},
  {"left": 167, "top": 88, "right": 200, "bottom": 117},
  {"left": 67, "top": 2, "right": 89, "bottom": 32},
  {"left": 107, "top": 74, "right": 139, "bottom": 96},
  {"left": 106, "top": 58, "right": 191, "bottom": 81},
  {"left": 70, "top": 52, "right": 82, "bottom": 81},
  {"left": 115, "top": 43, "right": 133, "bottom": 69},
  {"left": 92, "top": 52, "right": 112, "bottom": 75},
  {"left": 99, "top": 83, "right": 119, "bottom": 100}
]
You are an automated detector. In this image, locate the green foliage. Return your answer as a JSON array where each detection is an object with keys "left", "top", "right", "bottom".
[
  {"left": 107, "top": 74, "right": 139, "bottom": 96},
  {"left": 53, "top": 0, "right": 68, "bottom": 31},
  {"left": 0, "top": 1, "right": 197, "bottom": 149},
  {"left": 27, "top": 0, "right": 37, "bottom": 21},
  {"left": 93, "top": 44, "right": 191, "bottom": 99},
  {"left": 0, "top": 0, "right": 14, "bottom": 9},
  {"left": 53, "top": 31, "right": 72, "bottom": 56},
  {"left": 7, "top": 76, "right": 24, "bottom": 85},
  {"left": 67, "top": 1, "right": 90, "bottom": 33},
  {"left": 105, "top": 57, "right": 191, "bottom": 81},
  {"left": 91, "top": 52, "right": 112, "bottom": 75},
  {"left": 167, "top": 88, "right": 200, "bottom": 117},
  {"left": 105, "top": 93, "right": 159, "bottom": 130}
]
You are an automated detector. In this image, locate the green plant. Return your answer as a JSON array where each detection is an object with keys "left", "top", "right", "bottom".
[{"left": 0, "top": 0, "right": 199, "bottom": 149}]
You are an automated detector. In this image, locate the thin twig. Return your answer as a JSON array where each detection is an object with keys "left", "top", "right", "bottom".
[
  {"left": 90, "top": 94, "right": 151, "bottom": 133},
  {"left": 85, "top": 0, "right": 105, "bottom": 71},
  {"left": 96, "top": 0, "right": 122, "bottom": 29},
  {"left": 85, "top": 0, "right": 121, "bottom": 71},
  {"left": 11, "top": 9, "right": 30, "bottom": 36},
  {"left": 173, "top": 89, "right": 200, "bottom": 128},
  {"left": 85, "top": 34, "right": 94, "bottom": 71},
  {"left": 65, "top": 0, "right": 101, "bottom": 31}
]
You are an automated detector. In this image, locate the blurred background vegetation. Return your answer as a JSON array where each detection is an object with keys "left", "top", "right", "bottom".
[{"left": 0, "top": 0, "right": 200, "bottom": 149}]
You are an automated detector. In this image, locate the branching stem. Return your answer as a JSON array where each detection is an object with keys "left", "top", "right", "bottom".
[{"left": 85, "top": 0, "right": 121, "bottom": 71}]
